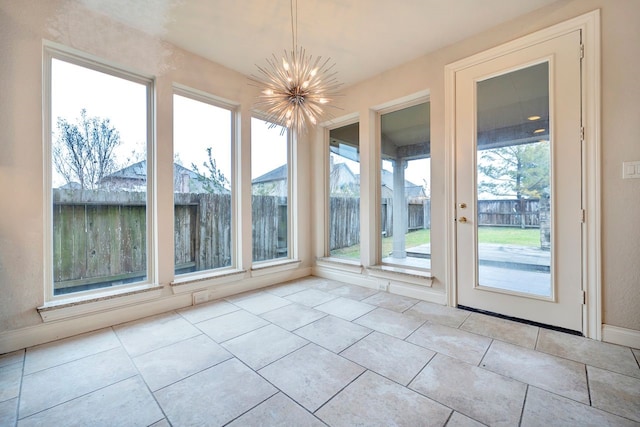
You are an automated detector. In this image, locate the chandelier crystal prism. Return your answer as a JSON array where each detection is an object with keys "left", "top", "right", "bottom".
[{"left": 250, "top": 0, "right": 342, "bottom": 134}]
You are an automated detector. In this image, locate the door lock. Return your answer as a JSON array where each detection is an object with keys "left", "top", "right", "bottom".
[{"left": 458, "top": 216, "right": 468, "bottom": 223}]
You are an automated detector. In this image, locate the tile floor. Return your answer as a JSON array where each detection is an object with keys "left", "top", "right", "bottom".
[{"left": 1, "top": 276, "right": 639, "bottom": 426}]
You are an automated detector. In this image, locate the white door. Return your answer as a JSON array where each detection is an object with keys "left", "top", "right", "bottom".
[{"left": 455, "top": 30, "right": 583, "bottom": 332}]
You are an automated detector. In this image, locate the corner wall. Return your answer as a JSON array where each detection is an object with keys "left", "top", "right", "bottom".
[{"left": 311, "top": 0, "right": 640, "bottom": 343}]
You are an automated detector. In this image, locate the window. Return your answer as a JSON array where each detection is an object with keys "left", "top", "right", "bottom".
[
  {"left": 251, "top": 118, "right": 290, "bottom": 263},
  {"left": 380, "top": 102, "right": 431, "bottom": 269},
  {"left": 47, "top": 51, "right": 153, "bottom": 297},
  {"left": 173, "top": 91, "right": 234, "bottom": 276},
  {"left": 328, "top": 122, "right": 361, "bottom": 259}
]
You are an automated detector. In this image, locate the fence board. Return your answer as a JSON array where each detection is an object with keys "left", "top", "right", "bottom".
[
  {"left": 52, "top": 189, "right": 543, "bottom": 291},
  {"left": 477, "top": 199, "right": 540, "bottom": 227},
  {"left": 252, "top": 195, "right": 285, "bottom": 261},
  {"left": 330, "top": 196, "right": 360, "bottom": 250}
]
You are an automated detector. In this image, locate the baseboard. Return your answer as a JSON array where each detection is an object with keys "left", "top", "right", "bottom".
[
  {"left": 313, "top": 266, "right": 379, "bottom": 289},
  {"left": 601, "top": 324, "right": 640, "bottom": 349},
  {"left": 0, "top": 293, "right": 192, "bottom": 354},
  {"left": 388, "top": 281, "right": 447, "bottom": 305},
  {"left": 313, "top": 265, "right": 446, "bottom": 305},
  {"left": 0, "top": 266, "right": 312, "bottom": 354}
]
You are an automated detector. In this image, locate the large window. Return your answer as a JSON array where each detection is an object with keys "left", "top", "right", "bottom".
[
  {"left": 328, "top": 122, "right": 361, "bottom": 260},
  {"left": 48, "top": 52, "right": 152, "bottom": 297},
  {"left": 380, "top": 102, "right": 431, "bottom": 269},
  {"left": 173, "top": 91, "right": 234, "bottom": 276},
  {"left": 251, "top": 118, "right": 290, "bottom": 262}
]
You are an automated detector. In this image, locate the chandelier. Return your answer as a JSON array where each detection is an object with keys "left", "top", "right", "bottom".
[{"left": 250, "top": 0, "right": 342, "bottom": 135}]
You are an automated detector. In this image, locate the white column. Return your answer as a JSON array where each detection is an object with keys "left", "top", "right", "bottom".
[{"left": 392, "top": 159, "right": 407, "bottom": 258}]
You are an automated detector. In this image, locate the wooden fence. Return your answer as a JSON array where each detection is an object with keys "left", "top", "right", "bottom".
[
  {"left": 329, "top": 196, "right": 360, "bottom": 250},
  {"left": 379, "top": 198, "right": 431, "bottom": 238},
  {"left": 173, "top": 193, "right": 232, "bottom": 273},
  {"left": 477, "top": 199, "right": 541, "bottom": 228},
  {"left": 252, "top": 196, "right": 288, "bottom": 262},
  {"left": 53, "top": 189, "right": 544, "bottom": 291},
  {"left": 332, "top": 197, "right": 542, "bottom": 250},
  {"left": 53, "top": 190, "right": 286, "bottom": 291},
  {"left": 53, "top": 190, "right": 148, "bottom": 292}
]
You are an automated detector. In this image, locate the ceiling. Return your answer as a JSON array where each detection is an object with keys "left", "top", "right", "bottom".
[{"left": 79, "top": 0, "right": 560, "bottom": 88}]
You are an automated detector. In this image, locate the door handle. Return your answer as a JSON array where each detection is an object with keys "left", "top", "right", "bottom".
[{"left": 458, "top": 216, "right": 468, "bottom": 223}]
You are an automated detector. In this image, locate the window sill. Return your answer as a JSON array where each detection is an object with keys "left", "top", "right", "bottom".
[
  {"left": 316, "top": 257, "right": 364, "bottom": 274},
  {"left": 38, "top": 285, "right": 163, "bottom": 322},
  {"left": 251, "top": 259, "right": 301, "bottom": 277},
  {"left": 171, "top": 268, "right": 247, "bottom": 294},
  {"left": 367, "top": 265, "right": 433, "bottom": 286}
]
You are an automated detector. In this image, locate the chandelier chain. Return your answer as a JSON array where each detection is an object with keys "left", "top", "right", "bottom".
[{"left": 290, "top": 0, "right": 298, "bottom": 52}]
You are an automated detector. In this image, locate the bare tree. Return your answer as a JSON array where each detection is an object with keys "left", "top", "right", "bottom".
[
  {"left": 53, "top": 109, "right": 121, "bottom": 189},
  {"left": 191, "top": 147, "right": 230, "bottom": 193}
]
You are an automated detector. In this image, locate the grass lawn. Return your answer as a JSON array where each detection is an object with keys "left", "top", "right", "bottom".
[
  {"left": 330, "top": 226, "right": 540, "bottom": 259},
  {"left": 478, "top": 226, "right": 540, "bottom": 247}
]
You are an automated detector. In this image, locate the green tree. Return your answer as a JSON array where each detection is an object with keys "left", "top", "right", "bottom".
[
  {"left": 478, "top": 141, "right": 550, "bottom": 199},
  {"left": 191, "top": 147, "right": 229, "bottom": 193},
  {"left": 53, "top": 109, "right": 121, "bottom": 189}
]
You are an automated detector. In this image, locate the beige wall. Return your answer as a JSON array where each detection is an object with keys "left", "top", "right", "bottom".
[
  {"left": 0, "top": 0, "right": 638, "bottom": 347},
  {"left": 321, "top": 0, "right": 639, "bottom": 332}
]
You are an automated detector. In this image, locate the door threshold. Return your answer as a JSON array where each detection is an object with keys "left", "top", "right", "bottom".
[{"left": 457, "top": 305, "right": 582, "bottom": 337}]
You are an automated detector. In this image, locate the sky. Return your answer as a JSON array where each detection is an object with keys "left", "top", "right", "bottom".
[
  {"left": 51, "top": 57, "right": 429, "bottom": 192},
  {"left": 51, "top": 59, "right": 147, "bottom": 187},
  {"left": 51, "top": 58, "right": 289, "bottom": 188}
]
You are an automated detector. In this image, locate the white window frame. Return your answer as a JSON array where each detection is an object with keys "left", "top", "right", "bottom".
[
  {"left": 375, "top": 94, "right": 431, "bottom": 271},
  {"left": 171, "top": 84, "right": 240, "bottom": 280},
  {"left": 250, "top": 114, "right": 294, "bottom": 267},
  {"left": 42, "top": 42, "right": 156, "bottom": 303},
  {"left": 324, "top": 116, "right": 363, "bottom": 264}
]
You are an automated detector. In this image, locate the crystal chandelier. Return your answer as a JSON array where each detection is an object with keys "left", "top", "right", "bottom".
[{"left": 250, "top": 0, "right": 342, "bottom": 135}]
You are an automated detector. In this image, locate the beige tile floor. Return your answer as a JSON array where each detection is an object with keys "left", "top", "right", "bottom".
[{"left": 1, "top": 276, "right": 639, "bottom": 426}]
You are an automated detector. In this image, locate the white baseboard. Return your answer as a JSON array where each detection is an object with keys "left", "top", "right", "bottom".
[
  {"left": 0, "top": 293, "right": 192, "bottom": 354},
  {"left": 313, "top": 266, "right": 379, "bottom": 289},
  {"left": 0, "top": 266, "right": 312, "bottom": 354},
  {"left": 388, "top": 281, "right": 447, "bottom": 305},
  {"left": 601, "top": 324, "right": 640, "bottom": 349},
  {"left": 313, "top": 265, "right": 446, "bottom": 305}
]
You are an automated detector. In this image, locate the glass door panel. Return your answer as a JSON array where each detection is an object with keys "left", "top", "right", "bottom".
[{"left": 476, "top": 63, "right": 551, "bottom": 297}]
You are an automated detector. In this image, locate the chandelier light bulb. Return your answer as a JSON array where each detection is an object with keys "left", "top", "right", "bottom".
[{"left": 249, "top": 0, "right": 342, "bottom": 135}]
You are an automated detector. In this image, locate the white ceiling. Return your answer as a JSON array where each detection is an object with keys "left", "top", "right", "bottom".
[{"left": 80, "top": 0, "right": 560, "bottom": 87}]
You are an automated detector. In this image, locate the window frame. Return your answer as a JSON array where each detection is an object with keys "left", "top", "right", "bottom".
[
  {"left": 325, "top": 116, "right": 362, "bottom": 263},
  {"left": 172, "top": 84, "right": 240, "bottom": 279},
  {"left": 376, "top": 95, "right": 431, "bottom": 271},
  {"left": 43, "top": 42, "right": 156, "bottom": 302},
  {"left": 250, "top": 114, "right": 293, "bottom": 266}
]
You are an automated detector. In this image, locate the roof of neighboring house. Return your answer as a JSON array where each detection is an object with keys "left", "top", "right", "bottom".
[
  {"left": 381, "top": 169, "right": 426, "bottom": 198},
  {"left": 59, "top": 181, "right": 83, "bottom": 190},
  {"left": 252, "top": 164, "right": 287, "bottom": 184},
  {"left": 332, "top": 162, "right": 358, "bottom": 181},
  {"left": 100, "top": 160, "right": 148, "bottom": 180},
  {"left": 253, "top": 162, "right": 425, "bottom": 197},
  {"left": 99, "top": 161, "right": 230, "bottom": 194},
  {"left": 100, "top": 161, "right": 202, "bottom": 181},
  {"left": 101, "top": 160, "right": 209, "bottom": 180}
]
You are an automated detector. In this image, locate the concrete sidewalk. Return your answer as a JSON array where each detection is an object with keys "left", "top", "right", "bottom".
[{"left": 406, "top": 243, "right": 550, "bottom": 272}]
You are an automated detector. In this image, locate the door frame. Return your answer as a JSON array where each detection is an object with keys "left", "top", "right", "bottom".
[{"left": 444, "top": 10, "right": 601, "bottom": 339}]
